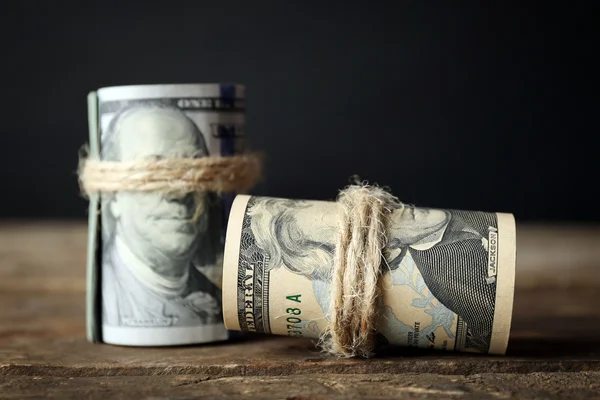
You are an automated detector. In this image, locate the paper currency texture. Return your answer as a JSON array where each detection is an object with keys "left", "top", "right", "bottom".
[
  {"left": 223, "top": 195, "right": 516, "bottom": 354},
  {"left": 87, "top": 84, "right": 246, "bottom": 346}
]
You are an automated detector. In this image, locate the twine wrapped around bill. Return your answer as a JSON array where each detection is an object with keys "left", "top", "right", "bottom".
[
  {"left": 78, "top": 152, "right": 263, "bottom": 219},
  {"left": 320, "top": 183, "right": 403, "bottom": 358}
]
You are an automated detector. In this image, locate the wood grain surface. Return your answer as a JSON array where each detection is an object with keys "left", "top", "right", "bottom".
[{"left": 1, "top": 221, "right": 599, "bottom": 399}]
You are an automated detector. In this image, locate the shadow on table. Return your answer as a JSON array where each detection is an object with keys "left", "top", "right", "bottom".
[
  {"left": 506, "top": 337, "right": 600, "bottom": 358},
  {"left": 291, "top": 335, "right": 600, "bottom": 360},
  {"left": 372, "top": 336, "right": 600, "bottom": 359},
  {"left": 122, "top": 329, "right": 600, "bottom": 360}
]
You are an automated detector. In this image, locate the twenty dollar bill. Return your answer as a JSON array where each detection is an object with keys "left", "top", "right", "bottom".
[{"left": 223, "top": 195, "right": 516, "bottom": 354}]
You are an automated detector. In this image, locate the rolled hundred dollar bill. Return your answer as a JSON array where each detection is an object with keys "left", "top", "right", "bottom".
[
  {"left": 86, "top": 84, "right": 247, "bottom": 346},
  {"left": 223, "top": 194, "right": 516, "bottom": 354}
]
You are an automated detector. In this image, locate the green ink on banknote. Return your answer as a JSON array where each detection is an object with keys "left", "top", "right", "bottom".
[
  {"left": 286, "top": 294, "right": 301, "bottom": 303},
  {"left": 285, "top": 295, "right": 303, "bottom": 337}
]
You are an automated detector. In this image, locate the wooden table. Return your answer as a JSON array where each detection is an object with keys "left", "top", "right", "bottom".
[{"left": 1, "top": 222, "right": 599, "bottom": 399}]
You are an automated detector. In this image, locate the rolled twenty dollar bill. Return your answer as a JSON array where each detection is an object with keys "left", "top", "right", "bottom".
[
  {"left": 85, "top": 84, "right": 247, "bottom": 346},
  {"left": 223, "top": 195, "right": 516, "bottom": 354}
]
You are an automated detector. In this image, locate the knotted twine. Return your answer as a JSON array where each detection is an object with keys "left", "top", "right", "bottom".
[
  {"left": 78, "top": 152, "right": 262, "bottom": 219},
  {"left": 320, "top": 183, "right": 404, "bottom": 358}
]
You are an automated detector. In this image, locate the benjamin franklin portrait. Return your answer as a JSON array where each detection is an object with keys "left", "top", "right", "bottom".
[
  {"left": 100, "top": 102, "right": 223, "bottom": 328},
  {"left": 246, "top": 197, "right": 497, "bottom": 352}
]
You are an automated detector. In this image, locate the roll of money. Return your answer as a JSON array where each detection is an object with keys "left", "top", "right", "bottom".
[
  {"left": 86, "top": 84, "right": 247, "bottom": 346},
  {"left": 223, "top": 194, "right": 516, "bottom": 355}
]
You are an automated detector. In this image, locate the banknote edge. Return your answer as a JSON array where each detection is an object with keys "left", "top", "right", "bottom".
[
  {"left": 96, "top": 83, "right": 245, "bottom": 102},
  {"left": 489, "top": 212, "right": 517, "bottom": 355},
  {"left": 102, "top": 324, "right": 229, "bottom": 346},
  {"left": 222, "top": 194, "right": 252, "bottom": 331},
  {"left": 86, "top": 91, "right": 102, "bottom": 343}
]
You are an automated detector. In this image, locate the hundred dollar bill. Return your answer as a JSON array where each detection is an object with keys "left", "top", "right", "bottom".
[
  {"left": 86, "top": 84, "right": 246, "bottom": 346},
  {"left": 223, "top": 195, "right": 516, "bottom": 354}
]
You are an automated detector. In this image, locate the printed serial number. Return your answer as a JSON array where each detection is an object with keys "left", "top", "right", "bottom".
[{"left": 285, "top": 294, "right": 303, "bottom": 337}]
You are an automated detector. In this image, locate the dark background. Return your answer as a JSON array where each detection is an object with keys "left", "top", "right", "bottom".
[{"left": 1, "top": 1, "right": 597, "bottom": 221}]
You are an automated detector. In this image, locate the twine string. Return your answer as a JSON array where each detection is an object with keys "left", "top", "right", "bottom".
[
  {"left": 78, "top": 153, "right": 263, "bottom": 220},
  {"left": 322, "top": 184, "right": 403, "bottom": 358}
]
